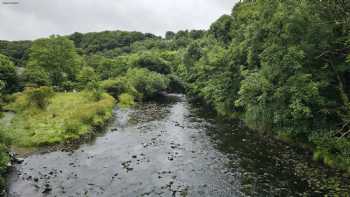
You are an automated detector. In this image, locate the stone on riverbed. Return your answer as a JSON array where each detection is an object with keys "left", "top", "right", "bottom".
[{"left": 14, "top": 158, "right": 25, "bottom": 164}]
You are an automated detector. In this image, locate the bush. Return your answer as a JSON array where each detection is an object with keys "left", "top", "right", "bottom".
[
  {"left": 27, "top": 36, "right": 81, "bottom": 88},
  {"left": 0, "top": 127, "right": 9, "bottom": 194},
  {"left": 85, "top": 55, "right": 129, "bottom": 80},
  {"left": 86, "top": 81, "right": 104, "bottom": 101},
  {"left": 0, "top": 143, "right": 9, "bottom": 193},
  {"left": 100, "top": 78, "right": 137, "bottom": 99},
  {"left": 60, "top": 81, "right": 77, "bottom": 92},
  {"left": 0, "top": 53, "right": 18, "bottom": 92},
  {"left": 118, "top": 93, "right": 135, "bottom": 108},
  {"left": 23, "top": 66, "right": 50, "bottom": 87},
  {"left": 77, "top": 66, "right": 99, "bottom": 89},
  {"left": 131, "top": 52, "right": 171, "bottom": 74},
  {"left": 125, "top": 68, "right": 169, "bottom": 100},
  {"left": 167, "top": 74, "right": 185, "bottom": 93},
  {"left": 26, "top": 86, "right": 54, "bottom": 110},
  {"left": 311, "top": 134, "right": 350, "bottom": 172}
]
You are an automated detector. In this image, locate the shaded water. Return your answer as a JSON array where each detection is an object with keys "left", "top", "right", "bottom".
[{"left": 7, "top": 94, "right": 350, "bottom": 196}]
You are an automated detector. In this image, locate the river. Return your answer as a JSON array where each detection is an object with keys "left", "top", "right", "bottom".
[{"left": 7, "top": 94, "right": 350, "bottom": 196}]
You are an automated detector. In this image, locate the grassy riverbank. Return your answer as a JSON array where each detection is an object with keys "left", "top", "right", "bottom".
[{"left": 3, "top": 91, "right": 115, "bottom": 147}]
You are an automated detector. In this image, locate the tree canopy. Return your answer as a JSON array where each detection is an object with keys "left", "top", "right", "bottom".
[
  {"left": 27, "top": 35, "right": 81, "bottom": 88},
  {"left": 0, "top": 54, "right": 18, "bottom": 93}
]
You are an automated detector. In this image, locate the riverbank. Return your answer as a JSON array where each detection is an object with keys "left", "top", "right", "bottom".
[
  {"left": 0, "top": 90, "right": 115, "bottom": 194},
  {"left": 3, "top": 91, "right": 115, "bottom": 147},
  {"left": 187, "top": 93, "right": 350, "bottom": 174},
  {"left": 6, "top": 94, "right": 350, "bottom": 196}
]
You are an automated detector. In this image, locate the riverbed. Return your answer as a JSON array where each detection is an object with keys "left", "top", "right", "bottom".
[{"left": 7, "top": 94, "right": 350, "bottom": 196}]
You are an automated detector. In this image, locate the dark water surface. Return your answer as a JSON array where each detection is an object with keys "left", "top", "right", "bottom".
[{"left": 7, "top": 94, "right": 350, "bottom": 196}]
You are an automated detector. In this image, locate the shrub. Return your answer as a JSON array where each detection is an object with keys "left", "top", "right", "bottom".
[
  {"left": 61, "top": 81, "right": 77, "bottom": 91},
  {"left": 77, "top": 66, "right": 99, "bottom": 89},
  {"left": 0, "top": 53, "right": 18, "bottom": 92},
  {"left": 311, "top": 134, "right": 350, "bottom": 172},
  {"left": 23, "top": 66, "right": 50, "bottom": 87},
  {"left": 100, "top": 78, "right": 138, "bottom": 99},
  {"left": 4, "top": 92, "right": 28, "bottom": 112},
  {"left": 26, "top": 86, "right": 54, "bottom": 110},
  {"left": 86, "top": 81, "right": 104, "bottom": 101},
  {"left": 27, "top": 36, "right": 81, "bottom": 88},
  {"left": 131, "top": 52, "right": 171, "bottom": 74},
  {"left": 0, "top": 127, "right": 9, "bottom": 194},
  {"left": 167, "top": 74, "right": 185, "bottom": 93},
  {"left": 118, "top": 93, "right": 135, "bottom": 108},
  {"left": 0, "top": 143, "right": 9, "bottom": 193},
  {"left": 125, "top": 68, "right": 169, "bottom": 100}
]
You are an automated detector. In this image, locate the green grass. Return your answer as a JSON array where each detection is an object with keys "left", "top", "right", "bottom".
[{"left": 4, "top": 91, "right": 115, "bottom": 147}]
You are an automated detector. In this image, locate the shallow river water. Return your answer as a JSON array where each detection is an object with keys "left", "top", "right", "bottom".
[{"left": 7, "top": 94, "right": 350, "bottom": 196}]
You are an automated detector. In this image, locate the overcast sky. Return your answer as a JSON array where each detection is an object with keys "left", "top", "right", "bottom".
[{"left": 0, "top": 0, "right": 237, "bottom": 41}]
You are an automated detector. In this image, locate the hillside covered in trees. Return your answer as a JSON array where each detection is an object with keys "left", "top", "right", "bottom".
[
  {"left": 0, "top": 0, "right": 350, "bottom": 195},
  {"left": 0, "top": 31, "right": 190, "bottom": 192},
  {"left": 177, "top": 0, "right": 350, "bottom": 172}
]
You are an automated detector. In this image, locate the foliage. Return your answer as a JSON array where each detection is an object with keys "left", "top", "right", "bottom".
[
  {"left": 311, "top": 133, "right": 350, "bottom": 172},
  {"left": 1, "top": 0, "right": 349, "bottom": 178},
  {"left": 0, "top": 53, "right": 18, "bottom": 93},
  {"left": 0, "top": 144, "right": 9, "bottom": 193},
  {"left": 27, "top": 35, "right": 81, "bottom": 88},
  {"left": 77, "top": 66, "right": 99, "bottom": 89},
  {"left": 4, "top": 91, "right": 115, "bottom": 147},
  {"left": 86, "top": 81, "right": 104, "bottom": 101},
  {"left": 69, "top": 30, "right": 159, "bottom": 54},
  {"left": 0, "top": 127, "right": 9, "bottom": 193},
  {"left": 118, "top": 93, "right": 135, "bottom": 108},
  {"left": 167, "top": 74, "right": 185, "bottom": 93},
  {"left": 209, "top": 15, "right": 234, "bottom": 44},
  {"left": 100, "top": 78, "right": 137, "bottom": 99},
  {"left": 131, "top": 52, "right": 171, "bottom": 74},
  {"left": 25, "top": 86, "right": 54, "bottom": 110},
  {"left": 125, "top": 68, "right": 169, "bottom": 100},
  {"left": 165, "top": 31, "right": 175, "bottom": 40},
  {"left": 85, "top": 54, "right": 129, "bottom": 80},
  {"left": 23, "top": 66, "right": 50, "bottom": 87},
  {"left": 176, "top": 0, "right": 350, "bottom": 171},
  {"left": 0, "top": 40, "right": 31, "bottom": 66}
]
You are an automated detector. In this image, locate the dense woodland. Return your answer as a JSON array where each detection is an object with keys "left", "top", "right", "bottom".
[{"left": 0, "top": 0, "right": 350, "bottom": 193}]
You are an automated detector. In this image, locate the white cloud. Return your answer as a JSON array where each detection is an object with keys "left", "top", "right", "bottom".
[{"left": 0, "top": 0, "right": 237, "bottom": 40}]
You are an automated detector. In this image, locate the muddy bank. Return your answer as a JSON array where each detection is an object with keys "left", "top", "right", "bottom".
[{"left": 6, "top": 94, "right": 350, "bottom": 196}]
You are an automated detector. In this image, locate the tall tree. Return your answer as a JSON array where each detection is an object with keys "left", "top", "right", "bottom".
[
  {"left": 0, "top": 53, "right": 18, "bottom": 92},
  {"left": 27, "top": 35, "right": 81, "bottom": 87}
]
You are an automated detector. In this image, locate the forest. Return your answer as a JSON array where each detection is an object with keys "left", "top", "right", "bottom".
[{"left": 0, "top": 0, "right": 350, "bottom": 195}]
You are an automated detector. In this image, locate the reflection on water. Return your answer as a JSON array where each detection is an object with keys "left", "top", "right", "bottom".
[{"left": 7, "top": 94, "right": 350, "bottom": 196}]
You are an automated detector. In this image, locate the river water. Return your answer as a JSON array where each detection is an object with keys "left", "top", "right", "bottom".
[{"left": 7, "top": 94, "right": 350, "bottom": 196}]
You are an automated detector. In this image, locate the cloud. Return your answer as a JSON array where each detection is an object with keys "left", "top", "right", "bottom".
[{"left": 0, "top": 0, "right": 237, "bottom": 41}]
